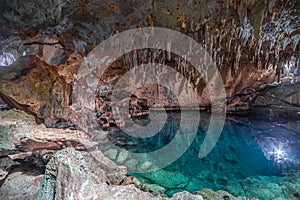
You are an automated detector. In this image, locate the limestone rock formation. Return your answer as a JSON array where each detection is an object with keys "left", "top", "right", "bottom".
[
  {"left": 37, "top": 147, "right": 245, "bottom": 200},
  {"left": 0, "top": 0, "right": 298, "bottom": 127},
  {"left": 0, "top": 172, "right": 43, "bottom": 200},
  {"left": 0, "top": 0, "right": 299, "bottom": 199},
  {"left": 228, "top": 82, "right": 300, "bottom": 117},
  {"left": 0, "top": 109, "right": 92, "bottom": 152},
  {"left": 0, "top": 108, "right": 95, "bottom": 186}
]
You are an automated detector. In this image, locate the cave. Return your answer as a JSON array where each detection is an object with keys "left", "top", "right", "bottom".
[{"left": 0, "top": 0, "right": 299, "bottom": 200}]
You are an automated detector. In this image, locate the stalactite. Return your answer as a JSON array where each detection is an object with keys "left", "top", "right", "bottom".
[{"left": 167, "top": 41, "right": 171, "bottom": 61}]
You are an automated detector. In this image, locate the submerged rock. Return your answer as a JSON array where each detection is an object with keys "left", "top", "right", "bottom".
[
  {"left": 36, "top": 148, "right": 197, "bottom": 200},
  {"left": 116, "top": 150, "right": 129, "bottom": 164},
  {"left": 36, "top": 147, "right": 245, "bottom": 200},
  {"left": 0, "top": 0, "right": 299, "bottom": 199},
  {"left": 104, "top": 148, "right": 118, "bottom": 160},
  {"left": 140, "top": 169, "right": 190, "bottom": 189},
  {"left": 194, "top": 189, "right": 246, "bottom": 200},
  {"left": 237, "top": 175, "right": 300, "bottom": 200},
  {"left": 142, "top": 183, "right": 167, "bottom": 196}
]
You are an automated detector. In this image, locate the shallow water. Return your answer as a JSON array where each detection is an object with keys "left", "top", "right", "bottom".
[{"left": 111, "top": 111, "right": 300, "bottom": 199}]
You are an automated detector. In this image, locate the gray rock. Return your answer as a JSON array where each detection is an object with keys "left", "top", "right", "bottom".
[
  {"left": 117, "top": 150, "right": 129, "bottom": 164},
  {"left": 142, "top": 183, "right": 166, "bottom": 196},
  {"left": 137, "top": 161, "right": 154, "bottom": 172},
  {"left": 120, "top": 175, "right": 143, "bottom": 188},
  {"left": 90, "top": 150, "right": 126, "bottom": 184},
  {"left": 193, "top": 189, "right": 245, "bottom": 200},
  {"left": 35, "top": 147, "right": 251, "bottom": 200},
  {"left": 37, "top": 148, "right": 109, "bottom": 200},
  {"left": 97, "top": 184, "right": 163, "bottom": 200},
  {"left": 124, "top": 158, "right": 139, "bottom": 171},
  {"left": 0, "top": 171, "right": 43, "bottom": 200},
  {"left": 0, "top": 156, "right": 19, "bottom": 171},
  {"left": 36, "top": 148, "right": 161, "bottom": 200},
  {"left": 171, "top": 191, "right": 203, "bottom": 200},
  {"left": 144, "top": 169, "right": 190, "bottom": 189},
  {"left": 104, "top": 148, "right": 118, "bottom": 160}
]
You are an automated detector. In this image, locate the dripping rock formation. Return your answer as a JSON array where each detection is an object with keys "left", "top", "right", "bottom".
[{"left": 0, "top": 0, "right": 299, "bottom": 199}]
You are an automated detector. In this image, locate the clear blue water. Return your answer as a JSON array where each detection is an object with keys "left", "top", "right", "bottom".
[{"left": 111, "top": 111, "right": 300, "bottom": 199}]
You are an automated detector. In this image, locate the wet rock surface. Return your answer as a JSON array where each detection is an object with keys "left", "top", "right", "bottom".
[
  {"left": 0, "top": 0, "right": 299, "bottom": 199},
  {"left": 0, "top": 108, "right": 250, "bottom": 200},
  {"left": 0, "top": 0, "right": 298, "bottom": 128},
  {"left": 228, "top": 82, "right": 300, "bottom": 117},
  {"left": 37, "top": 147, "right": 245, "bottom": 200},
  {"left": 0, "top": 108, "right": 299, "bottom": 199},
  {"left": 124, "top": 111, "right": 300, "bottom": 200}
]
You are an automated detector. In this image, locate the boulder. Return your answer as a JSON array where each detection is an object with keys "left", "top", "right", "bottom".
[
  {"left": 36, "top": 147, "right": 241, "bottom": 200},
  {"left": 0, "top": 171, "right": 43, "bottom": 200},
  {"left": 194, "top": 189, "right": 246, "bottom": 200}
]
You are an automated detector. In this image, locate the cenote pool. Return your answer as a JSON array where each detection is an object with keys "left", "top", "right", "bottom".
[{"left": 105, "top": 111, "right": 300, "bottom": 199}]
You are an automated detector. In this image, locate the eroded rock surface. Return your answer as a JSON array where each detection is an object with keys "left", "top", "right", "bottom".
[
  {"left": 0, "top": 1, "right": 299, "bottom": 199},
  {"left": 0, "top": 54, "right": 83, "bottom": 126},
  {"left": 37, "top": 147, "right": 245, "bottom": 200},
  {"left": 2, "top": 109, "right": 298, "bottom": 199},
  {"left": 0, "top": 108, "right": 96, "bottom": 186},
  {"left": 228, "top": 82, "right": 300, "bottom": 117},
  {"left": 0, "top": 0, "right": 298, "bottom": 129},
  {"left": 0, "top": 171, "right": 43, "bottom": 200},
  {"left": 0, "top": 109, "right": 92, "bottom": 152}
]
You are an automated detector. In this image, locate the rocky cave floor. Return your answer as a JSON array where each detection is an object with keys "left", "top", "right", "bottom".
[{"left": 0, "top": 108, "right": 299, "bottom": 200}]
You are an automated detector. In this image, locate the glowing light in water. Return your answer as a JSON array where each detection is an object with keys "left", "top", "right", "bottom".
[
  {"left": 275, "top": 149, "right": 284, "bottom": 158},
  {"left": 0, "top": 51, "right": 15, "bottom": 66}
]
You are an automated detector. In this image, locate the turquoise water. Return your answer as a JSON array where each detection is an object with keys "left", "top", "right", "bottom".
[{"left": 111, "top": 111, "right": 300, "bottom": 199}]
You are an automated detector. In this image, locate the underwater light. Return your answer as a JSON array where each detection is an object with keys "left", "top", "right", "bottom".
[
  {"left": 0, "top": 51, "right": 16, "bottom": 66},
  {"left": 275, "top": 149, "right": 284, "bottom": 158},
  {"left": 267, "top": 148, "right": 287, "bottom": 160}
]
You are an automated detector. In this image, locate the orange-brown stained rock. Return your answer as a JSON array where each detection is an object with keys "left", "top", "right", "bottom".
[
  {"left": 0, "top": 55, "right": 73, "bottom": 123},
  {"left": 20, "top": 139, "right": 61, "bottom": 151}
]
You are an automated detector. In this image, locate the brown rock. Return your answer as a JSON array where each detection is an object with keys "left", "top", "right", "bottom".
[
  {"left": 0, "top": 109, "right": 95, "bottom": 159},
  {"left": 0, "top": 168, "right": 8, "bottom": 181},
  {"left": 0, "top": 55, "right": 69, "bottom": 123}
]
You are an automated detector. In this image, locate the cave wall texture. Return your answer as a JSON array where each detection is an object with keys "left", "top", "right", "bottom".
[{"left": 0, "top": 0, "right": 299, "bottom": 127}]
